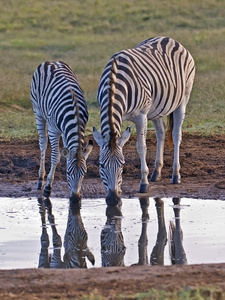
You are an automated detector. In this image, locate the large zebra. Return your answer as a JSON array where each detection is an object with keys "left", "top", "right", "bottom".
[
  {"left": 30, "top": 61, "right": 93, "bottom": 201},
  {"left": 93, "top": 37, "right": 195, "bottom": 205}
]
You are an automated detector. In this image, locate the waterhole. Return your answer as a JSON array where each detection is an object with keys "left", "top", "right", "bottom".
[{"left": 0, "top": 197, "right": 224, "bottom": 269}]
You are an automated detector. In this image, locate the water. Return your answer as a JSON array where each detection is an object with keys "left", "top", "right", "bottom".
[{"left": 0, "top": 197, "right": 225, "bottom": 269}]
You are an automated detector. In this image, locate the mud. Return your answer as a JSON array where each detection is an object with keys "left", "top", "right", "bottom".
[{"left": 0, "top": 133, "right": 225, "bottom": 200}]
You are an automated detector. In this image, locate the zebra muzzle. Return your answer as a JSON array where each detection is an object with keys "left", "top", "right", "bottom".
[
  {"left": 69, "top": 192, "right": 81, "bottom": 203},
  {"left": 106, "top": 189, "right": 121, "bottom": 206}
]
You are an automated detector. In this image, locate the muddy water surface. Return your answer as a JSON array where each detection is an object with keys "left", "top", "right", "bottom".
[{"left": 0, "top": 197, "right": 225, "bottom": 269}]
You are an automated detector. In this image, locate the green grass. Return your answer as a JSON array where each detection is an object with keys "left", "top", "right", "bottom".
[
  {"left": 0, "top": 0, "right": 225, "bottom": 140},
  {"left": 77, "top": 286, "right": 225, "bottom": 300}
]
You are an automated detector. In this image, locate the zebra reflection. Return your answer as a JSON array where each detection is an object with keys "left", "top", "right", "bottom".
[
  {"left": 38, "top": 197, "right": 64, "bottom": 268},
  {"left": 169, "top": 198, "right": 187, "bottom": 265},
  {"left": 38, "top": 197, "right": 94, "bottom": 268},
  {"left": 150, "top": 198, "right": 168, "bottom": 265},
  {"left": 101, "top": 204, "right": 126, "bottom": 267},
  {"left": 136, "top": 197, "right": 150, "bottom": 265},
  {"left": 64, "top": 200, "right": 95, "bottom": 268},
  {"left": 38, "top": 197, "right": 50, "bottom": 268},
  {"left": 150, "top": 197, "right": 187, "bottom": 266}
]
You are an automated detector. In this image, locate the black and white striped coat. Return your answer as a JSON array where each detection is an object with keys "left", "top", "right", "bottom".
[
  {"left": 94, "top": 37, "right": 195, "bottom": 205},
  {"left": 31, "top": 61, "right": 92, "bottom": 201}
]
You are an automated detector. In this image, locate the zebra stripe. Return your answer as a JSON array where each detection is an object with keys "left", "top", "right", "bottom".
[
  {"left": 94, "top": 37, "right": 195, "bottom": 203},
  {"left": 30, "top": 61, "right": 93, "bottom": 200}
]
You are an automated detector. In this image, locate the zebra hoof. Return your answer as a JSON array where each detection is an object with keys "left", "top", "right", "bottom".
[
  {"left": 150, "top": 171, "right": 160, "bottom": 182},
  {"left": 172, "top": 175, "right": 181, "bottom": 184},
  {"left": 37, "top": 181, "right": 43, "bottom": 190},
  {"left": 43, "top": 186, "right": 52, "bottom": 198},
  {"left": 138, "top": 184, "right": 148, "bottom": 193}
]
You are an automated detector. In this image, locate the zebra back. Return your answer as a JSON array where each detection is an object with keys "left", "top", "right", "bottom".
[
  {"left": 31, "top": 61, "right": 88, "bottom": 152},
  {"left": 97, "top": 36, "right": 195, "bottom": 138}
]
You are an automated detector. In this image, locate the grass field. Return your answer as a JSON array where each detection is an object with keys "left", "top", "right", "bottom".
[{"left": 0, "top": 0, "right": 225, "bottom": 140}]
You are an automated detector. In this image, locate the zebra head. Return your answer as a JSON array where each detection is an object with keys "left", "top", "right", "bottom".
[
  {"left": 93, "top": 127, "right": 130, "bottom": 206},
  {"left": 62, "top": 140, "right": 93, "bottom": 202}
]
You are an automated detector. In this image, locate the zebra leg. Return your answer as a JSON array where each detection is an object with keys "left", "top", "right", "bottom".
[
  {"left": 135, "top": 115, "right": 149, "bottom": 193},
  {"left": 44, "top": 133, "right": 61, "bottom": 197},
  {"left": 36, "top": 116, "right": 48, "bottom": 190},
  {"left": 150, "top": 118, "right": 165, "bottom": 182},
  {"left": 171, "top": 104, "right": 186, "bottom": 184}
]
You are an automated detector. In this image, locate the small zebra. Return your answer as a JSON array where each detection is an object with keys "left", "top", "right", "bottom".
[
  {"left": 93, "top": 37, "right": 195, "bottom": 205},
  {"left": 30, "top": 61, "right": 93, "bottom": 201}
]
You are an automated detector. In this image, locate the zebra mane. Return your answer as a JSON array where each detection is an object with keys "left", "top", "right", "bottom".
[
  {"left": 108, "top": 56, "right": 118, "bottom": 154},
  {"left": 71, "top": 89, "right": 82, "bottom": 167}
]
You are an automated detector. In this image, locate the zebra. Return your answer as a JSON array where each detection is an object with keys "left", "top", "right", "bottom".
[
  {"left": 93, "top": 36, "right": 195, "bottom": 205},
  {"left": 30, "top": 61, "right": 93, "bottom": 202}
]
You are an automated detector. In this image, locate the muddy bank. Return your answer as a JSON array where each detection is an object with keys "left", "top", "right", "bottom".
[{"left": 0, "top": 133, "right": 225, "bottom": 200}]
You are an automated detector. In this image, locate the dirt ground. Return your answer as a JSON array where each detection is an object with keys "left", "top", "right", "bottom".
[{"left": 0, "top": 133, "right": 225, "bottom": 299}]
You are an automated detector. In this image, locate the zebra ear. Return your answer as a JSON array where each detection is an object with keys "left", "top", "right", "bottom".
[
  {"left": 61, "top": 148, "right": 76, "bottom": 159},
  {"left": 93, "top": 127, "right": 105, "bottom": 147},
  {"left": 83, "top": 140, "right": 93, "bottom": 160},
  {"left": 118, "top": 127, "right": 131, "bottom": 147}
]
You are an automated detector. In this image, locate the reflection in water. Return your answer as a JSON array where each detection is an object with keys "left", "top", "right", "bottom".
[
  {"left": 169, "top": 198, "right": 187, "bottom": 265},
  {"left": 136, "top": 197, "right": 149, "bottom": 265},
  {"left": 64, "top": 199, "right": 95, "bottom": 268},
  {"left": 101, "top": 203, "right": 126, "bottom": 267},
  {"left": 150, "top": 198, "right": 168, "bottom": 265},
  {"left": 38, "top": 197, "right": 50, "bottom": 268},
  {"left": 150, "top": 197, "right": 187, "bottom": 266},
  {"left": 38, "top": 197, "right": 95, "bottom": 268},
  {"left": 37, "top": 196, "right": 187, "bottom": 268}
]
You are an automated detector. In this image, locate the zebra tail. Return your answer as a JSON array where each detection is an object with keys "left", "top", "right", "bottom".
[{"left": 166, "top": 113, "right": 173, "bottom": 148}]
